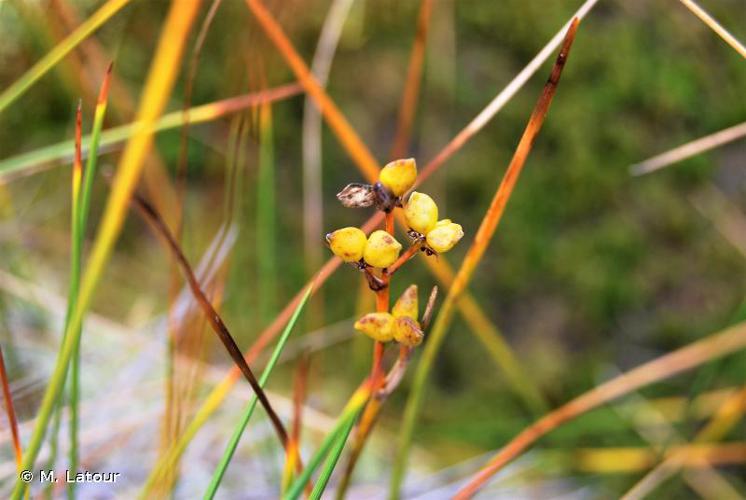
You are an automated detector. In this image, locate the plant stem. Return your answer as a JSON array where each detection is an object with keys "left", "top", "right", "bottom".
[{"left": 389, "top": 19, "right": 581, "bottom": 498}]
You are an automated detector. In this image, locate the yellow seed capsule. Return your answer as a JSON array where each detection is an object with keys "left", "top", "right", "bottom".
[
  {"left": 363, "top": 230, "right": 402, "bottom": 268},
  {"left": 393, "top": 316, "right": 424, "bottom": 347},
  {"left": 379, "top": 158, "right": 417, "bottom": 196},
  {"left": 426, "top": 220, "right": 464, "bottom": 253},
  {"left": 326, "top": 227, "right": 367, "bottom": 263},
  {"left": 354, "top": 312, "right": 395, "bottom": 342},
  {"left": 404, "top": 192, "right": 438, "bottom": 234},
  {"left": 392, "top": 284, "right": 418, "bottom": 321}
]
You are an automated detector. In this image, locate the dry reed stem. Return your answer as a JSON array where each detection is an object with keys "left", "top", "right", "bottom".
[
  {"left": 389, "top": 0, "right": 434, "bottom": 159},
  {"left": 630, "top": 121, "right": 746, "bottom": 175},
  {"left": 455, "top": 321, "right": 746, "bottom": 498},
  {"left": 415, "top": 0, "right": 600, "bottom": 187},
  {"left": 677, "top": 0, "right": 746, "bottom": 58}
]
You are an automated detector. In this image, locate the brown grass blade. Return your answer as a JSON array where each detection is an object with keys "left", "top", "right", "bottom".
[
  {"left": 129, "top": 191, "right": 289, "bottom": 449},
  {"left": 455, "top": 322, "right": 746, "bottom": 498},
  {"left": 282, "top": 353, "right": 311, "bottom": 493},
  {"left": 389, "top": 0, "right": 434, "bottom": 159}
]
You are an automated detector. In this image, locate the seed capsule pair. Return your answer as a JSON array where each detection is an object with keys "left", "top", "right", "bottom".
[
  {"left": 336, "top": 158, "right": 417, "bottom": 212},
  {"left": 403, "top": 192, "right": 464, "bottom": 254},
  {"left": 326, "top": 227, "right": 402, "bottom": 269},
  {"left": 354, "top": 285, "right": 424, "bottom": 346}
]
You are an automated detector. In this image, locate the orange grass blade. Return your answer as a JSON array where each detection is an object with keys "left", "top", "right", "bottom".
[
  {"left": 244, "top": 0, "right": 380, "bottom": 182},
  {"left": 10, "top": 3, "right": 202, "bottom": 497},
  {"left": 282, "top": 354, "right": 311, "bottom": 493},
  {"left": 455, "top": 322, "right": 746, "bottom": 499},
  {"left": 390, "top": 19, "right": 581, "bottom": 497},
  {"left": 678, "top": 0, "right": 746, "bottom": 58},
  {"left": 0, "top": 347, "right": 22, "bottom": 470},
  {"left": 389, "top": 0, "right": 433, "bottom": 159}
]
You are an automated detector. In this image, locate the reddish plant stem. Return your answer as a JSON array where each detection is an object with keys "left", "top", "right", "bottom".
[
  {"left": 0, "top": 347, "right": 21, "bottom": 469},
  {"left": 387, "top": 242, "right": 422, "bottom": 276}
]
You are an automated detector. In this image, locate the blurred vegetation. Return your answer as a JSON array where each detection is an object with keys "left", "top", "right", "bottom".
[{"left": 0, "top": 0, "right": 745, "bottom": 497}]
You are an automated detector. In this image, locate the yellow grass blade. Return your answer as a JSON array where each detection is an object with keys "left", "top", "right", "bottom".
[
  {"left": 0, "top": 0, "right": 132, "bottom": 113},
  {"left": 10, "top": 2, "right": 202, "bottom": 497}
]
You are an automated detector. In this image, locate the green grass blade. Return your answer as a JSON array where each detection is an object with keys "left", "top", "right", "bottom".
[
  {"left": 204, "top": 286, "right": 312, "bottom": 499},
  {"left": 283, "top": 388, "right": 369, "bottom": 500},
  {"left": 68, "top": 67, "right": 112, "bottom": 498},
  {"left": 0, "top": 0, "right": 131, "bottom": 113},
  {"left": 309, "top": 411, "right": 357, "bottom": 500},
  {"left": 0, "top": 84, "right": 301, "bottom": 180},
  {"left": 256, "top": 103, "right": 277, "bottom": 325}
]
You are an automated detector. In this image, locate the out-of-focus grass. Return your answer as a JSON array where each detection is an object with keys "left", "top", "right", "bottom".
[{"left": 1, "top": 0, "right": 745, "bottom": 497}]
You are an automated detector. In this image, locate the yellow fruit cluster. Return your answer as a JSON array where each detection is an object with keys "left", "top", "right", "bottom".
[
  {"left": 354, "top": 285, "right": 424, "bottom": 346},
  {"left": 404, "top": 192, "right": 464, "bottom": 254},
  {"left": 326, "top": 227, "right": 402, "bottom": 268}
]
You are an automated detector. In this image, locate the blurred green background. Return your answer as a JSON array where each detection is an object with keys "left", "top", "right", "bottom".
[{"left": 1, "top": 0, "right": 745, "bottom": 497}]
